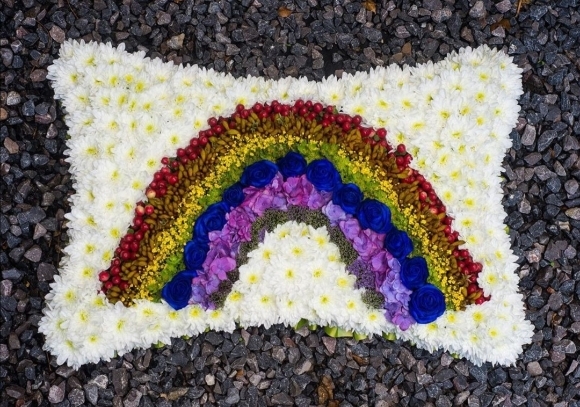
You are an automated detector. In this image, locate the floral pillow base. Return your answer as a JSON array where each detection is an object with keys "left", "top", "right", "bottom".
[{"left": 40, "top": 40, "right": 533, "bottom": 369}]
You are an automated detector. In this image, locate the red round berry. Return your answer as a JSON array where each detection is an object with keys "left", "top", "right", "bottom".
[{"left": 98, "top": 271, "right": 110, "bottom": 282}]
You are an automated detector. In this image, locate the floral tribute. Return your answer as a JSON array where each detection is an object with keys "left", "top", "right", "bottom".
[{"left": 40, "top": 40, "right": 533, "bottom": 369}]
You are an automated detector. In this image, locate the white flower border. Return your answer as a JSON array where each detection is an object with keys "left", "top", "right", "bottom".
[{"left": 40, "top": 40, "right": 533, "bottom": 368}]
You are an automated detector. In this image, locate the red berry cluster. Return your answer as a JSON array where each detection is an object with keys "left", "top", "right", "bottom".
[
  {"left": 99, "top": 258, "right": 128, "bottom": 291},
  {"left": 454, "top": 249, "right": 488, "bottom": 304}
]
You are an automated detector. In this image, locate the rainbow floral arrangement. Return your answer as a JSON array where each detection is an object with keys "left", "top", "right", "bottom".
[{"left": 40, "top": 40, "right": 533, "bottom": 369}]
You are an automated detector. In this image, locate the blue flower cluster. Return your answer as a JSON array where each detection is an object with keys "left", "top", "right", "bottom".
[{"left": 162, "top": 151, "right": 446, "bottom": 324}]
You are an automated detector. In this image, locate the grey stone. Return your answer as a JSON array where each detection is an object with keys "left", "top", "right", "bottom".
[
  {"left": 563, "top": 245, "right": 577, "bottom": 259},
  {"left": 535, "top": 165, "right": 556, "bottom": 181},
  {"left": 224, "top": 387, "right": 240, "bottom": 405},
  {"left": 361, "top": 27, "right": 382, "bottom": 42},
  {"left": 166, "top": 388, "right": 188, "bottom": 400},
  {"left": 0, "top": 343, "right": 9, "bottom": 362},
  {"left": 395, "top": 26, "right": 411, "bottom": 39},
  {"left": 1, "top": 47, "right": 13, "bottom": 66},
  {"left": 22, "top": 100, "right": 35, "bottom": 116},
  {"left": 424, "top": 0, "right": 442, "bottom": 11},
  {"left": 272, "top": 346, "right": 286, "bottom": 363},
  {"left": 553, "top": 339, "right": 576, "bottom": 354},
  {"left": 156, "top": 11, "right": 171, "bottom": 25},
  {"left": 7, "top": 91, "right": 21, "bottom": 105},
  {"left": 48, "top": 385, "right": 65, "bottom": 403},
  {"left": 226, "top": 44, "right": 240, "bottom": 55},
  {"left": 432, "top": 8, "right": 452, "bottom": 23},
  {"left": 521, "top": 125, "right": 536, "bottom": 146},
  {"left": 33, "top": 223, "right": 47, "bottom": 239},
  {"left": 564, "top": 179, "right": 579, "bottom": 195},
  {"left": 434, "top": 368, "right": 456, "bottom": 382},
  {"left": 563, "top": 134, "right": 580, "bottom": 151},
  {"left": 469, "top": 1, "right": 486, "bottom": 18},
  {"left": 527, "top": 361, "right": 543, "bottom": 376},
  {"left": 26, "top": 207, "right": 46, "bottom": 224},
  {"left": 293, "top": 359, "right": 313, "bottom": 375},
  {"left": 30, "top": 69, "right": 47, "bottom": 82},
  {"left": 112, "top": 368, "right": 129, "bottom": 395},
  {"left": 50, "top": 25, "right": 66, "bottom": 43},
  {"left": 2, "top": 268, "right": 23, "bottom": 280},
  {"left": 530, "top": 4, "right": 549, "bottom": 20},
  {"left": 547, "top": 292, "right": 563, "bottom": 310},
  {"left": 205, "top": 373, "right": 215, "bottom": 386},
  {"left": 495, "top": 0, "right": 512, "bottom": 12},
  {"left": 24, "top": 246, "right": 42, "bottom": 262},
  {"left": 529, "top": 221, "right": 546, "bottom": 238},
  {"left": 123, "top": 389, "right": 142, "bottom": 407},
  {"left": 322, "top": 336, "right": 336, "bottom": 354},
  {"left": 68, "top": 388, "right": 85, "bottom": 406},
  {"left": 270, "top": 392, "right": 294, "bottom": 405},
  {"left": 537, "top": 130, "right": 557, "bottom": 152},
  {"left": 398, "top": 347, "right": 416, "bottom": 370},
  {"left": 4, "top": 138, "right": 19, "bottom": 154},
  {"left": 84, "top": 384, "right": 99, "bottom": 405},
  {"left": 168, "top": 34, "right": 184, "bottom": 50},
  {"left": 565, "top": 208, "right": 580, "bottom": 220},
  {"left": 6, "top": 385, "right": 26, "bottom": 399},
  {"left": 544, "top": 241, "right": 562, "bottom": 261}
]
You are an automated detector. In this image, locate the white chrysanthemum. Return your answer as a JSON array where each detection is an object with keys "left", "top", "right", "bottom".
[
  {"left": 206, "top": 309, "right": 235, "bottom": 332},
  {"left": 42, "top": 40, "right": 531, "bottom": 368},
  {"left": 286, "top": 76, "right": 317, "bottom": 101},
  {"left": 180, "top": 305, "right": 206, "bottom": 335},
  {"left": 318, "top": 76, "right": 345, "bottom": 106}
]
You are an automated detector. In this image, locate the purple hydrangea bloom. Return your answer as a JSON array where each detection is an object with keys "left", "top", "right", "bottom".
[
  {"left": 321, "top": 201, "right": 350, "bottom": 226},
  {"left": 242, "top": 173, "right": 287, "bottom": 216},
  {"left": 223, "top": 205, "right": 256, "bottom": 243},
  {"left": 379, "top": 269, "right": 415, "bottom": 330},
  {"left": 282, "top": 175, "right": 312, "bottom": 206}
]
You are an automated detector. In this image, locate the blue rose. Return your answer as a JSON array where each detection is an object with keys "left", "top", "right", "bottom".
[
  {"left": 408, "top": 284, "right": 446, "bottom": 324},
  {"left": 240, "top": 160, "right": 278, "bottom": 187},
  {"left": 384, "top": 228, "right": 414, "bottom": 260},
  {"left": 161, "top": 269, "right": 198, "bottom": 310},
  {"left": 306, "top": 158, "right": 342, "bottom": 191},
  {"left": 332, "top": 183, "right": 363, "bottom": 215},
  {"left": 222, "top": 182, "right": 245, "bottom": 208},
  {"left": 277, "top": 151, "right": 307, "bottom": 179},
  {"left": 356, "top": 199, "right": 393, "bottom": 234},
  {"left": 193, "top": 201, "right": 229, "bottom": 242},
  {"left": 400, "top": 257, "right": 428, "bottom": 290},
  {"left": 183, "top": 238, "right": 209, "bottom": 270}
]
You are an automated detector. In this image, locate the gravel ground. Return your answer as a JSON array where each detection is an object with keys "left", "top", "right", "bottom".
[{"left": 2, "top": 0, "right": 580, "bottom": 406}]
